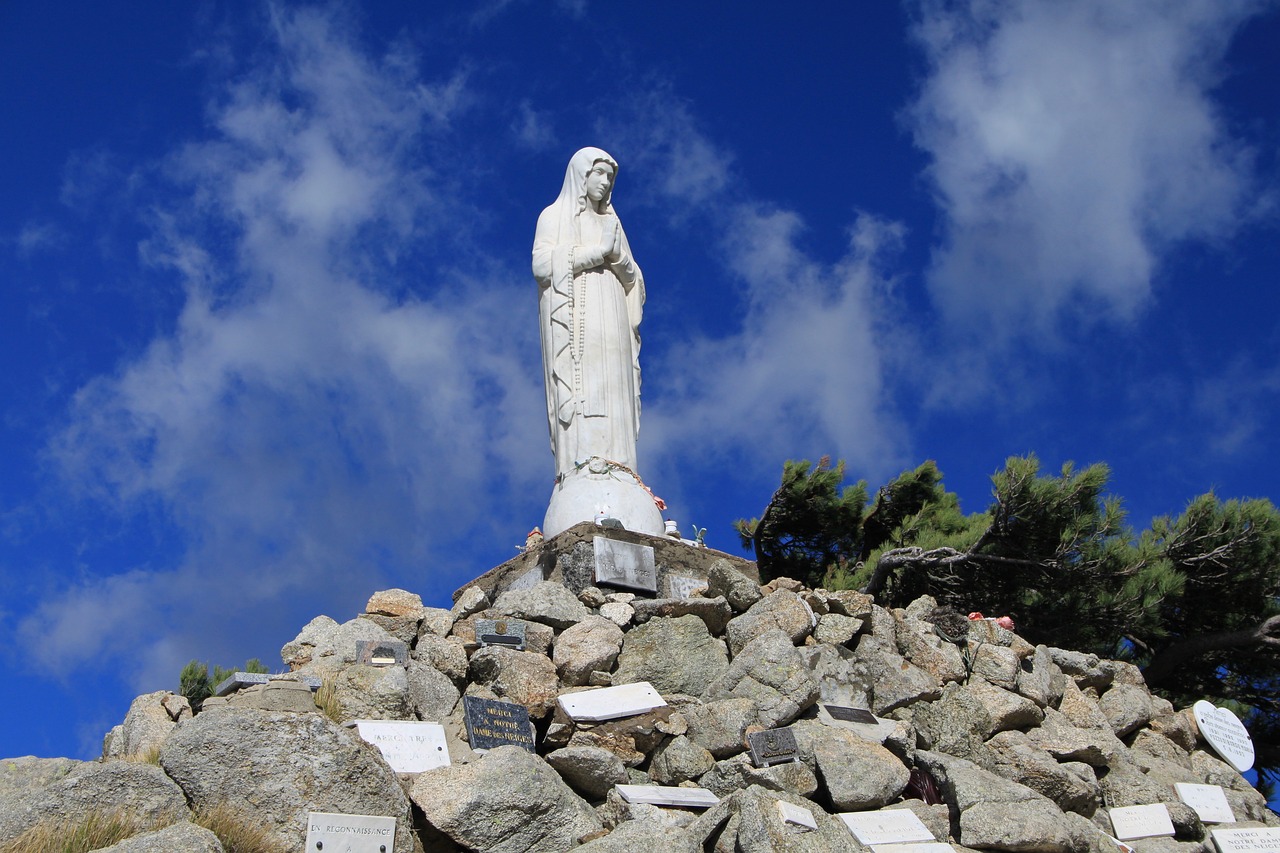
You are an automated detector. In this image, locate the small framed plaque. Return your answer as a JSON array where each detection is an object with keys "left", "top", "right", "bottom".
[
  {"left": 593, "top": 536, "right": 658, "bottom": 594},
  {"left": 463, "top": 696, "right": 535, "bottom": 753},
  {"left": 475, "top": 618, "right": 527, "bottom": 651},
  {"left": 355, "top": 639, "right": 409, "bottom": 667},
  {"left": 747, "top": 727, "right": 800, "bottom": 767}
]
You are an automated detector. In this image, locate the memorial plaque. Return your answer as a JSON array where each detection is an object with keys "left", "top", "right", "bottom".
[
  {"left": 869, "top": 845, "right": 956, "bottom": 853},
  {"left": 667, "top": 574, "right": 706, "bottom": 600},
  {"left": 838, "top": 810, "right": 935, "bottom": 846},
  {"left": 1194, "top": 700, "right": 1255, "bottom": 773},
  {"left": 354, "top": 720, "right": 450, "bottom": 773},
  {"left": 748, "top": 727, "right": 800, "bottom": 767},
  {"left": 615, "top": 784, "right": 719, "bottom": 809},
  {"left": 305, "top": 812, "right": 396, "bottom": 853},
  {"left": 593, "top": 536, "right": 657, "bottom": 593},
  {"left": 355, "top": 639, "right": 408, "bottom": 667},
  {"left": 777, "top": 800, "right": 817, "bottom": 831},
  {"left": 463, "top": 696, "right": 535, "bottom": 753},
  {"left": 1108, "top": 804, "right": 1175, "bottom": 841},
  {"left": 1175, "top": 782, "right": 1235, "bottom": 824},
  {"left": 558, "top": 681, "right": 667, "bottom": 722},
  {"left": 1210, "top": 826, "right": 1280, "bottom": 852},
  {"left": 475, "top": 618, "right": 527, "bottom": 651},
  {"left": 825, "top": 704, "right": 877, "bottom": 724}
]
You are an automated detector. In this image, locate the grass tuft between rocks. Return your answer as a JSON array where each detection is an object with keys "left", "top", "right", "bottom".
[
  {"left": 195, "top": 803, "right": 289, "bottom": 853},
  {"left": 314, "top": 677, "right": 343, "bottom": 723},
  {"left": 0, "top": 809, "right": 150, "bottom": 853}
]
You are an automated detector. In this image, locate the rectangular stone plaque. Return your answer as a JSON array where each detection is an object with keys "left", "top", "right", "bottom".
[
  {"left": 667, "top": 574, "right": 707, "bottom": 600},
  {"left": 1211, "top": 827, "right": 1280, "bottom": 852},
  {"left": 777, "top": 800, "right": 817, "bottom": 831},
  {"left": 1108, "top": 804, "right": 1175, "bottom": 840},
  {"left": 355, "top": 638, "right": 409, "bottom": 667},
  {"left": 1175, "top": 783, "right": 1236, "bottom": 824},
  {"left": 463, "top": 696, "right": 535, "bottom": 753},
  {"left": 870, "top": 845, "right": 955, "bottom": 853},
  {"left": 748, "top": 727, "right": 800, "bottom": 767},
  {"left": 825, "top": 704, "right": 877, "bottom": 724},
  {"left": 838, "top": 810, "right": 935, "bottom": 846},
  {"left": 557, "top": 681, "right": 667, "bottom": 722},
  {"left": 593, "top": 536, "right": 657, "bottom": 594},
  {"left": 475, "top": 618, "right": 527, "bottom": 651},
  {"left": 305, "top": 812, "right": 396, "bottom": 853},
  {"left": 354, "top": 720, "right": 450, "bottom": 773},
  {"left": 615, "top": 784, "right": 719, "bottom": 809}
]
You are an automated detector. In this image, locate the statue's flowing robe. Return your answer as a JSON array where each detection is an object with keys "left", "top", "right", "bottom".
[{"left": 533, "top": 148, "right": 645, "bottom": 480}]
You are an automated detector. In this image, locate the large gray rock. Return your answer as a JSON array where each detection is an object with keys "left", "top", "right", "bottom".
[
  {"left": 649, "top": 734, "right": 715, "bottom": 784},
  {"left": 707, "top": 559, "right": 764, "bottom": 613},
  {"left": 0, "top": 760, "right": 190, "bottom": 846},
  {"left": 410, "top": 745, "right": 602, "bottom": 852},
  {"left": 412, "top": 633, "right": 470, "bottom": 685},
  {"left": 575, "top": 818, "right": 698, "bottom": 853},
  {"left": 791, "top": 720, "right": 909, "bottom": 811},
  {"left": 614, "top": 615, "right": 729, "bottom": 696},
  {"left": 283, "top": 615, "right": 396, "bottom": 672},
  {"left": 803, "top": 643, "right": 872, "bottom": 708},
  {"left": 1016, "top": 644, "right": 1068, "bottom": 708},
  {"left": 467, "top": 645, "right": 560, "bottom": 717},
  {"left": 0, "top": 755, "right": 81, "bottom": 802},
  {"left": 893, "top": 611, "right": 967, "bottom": 685},
  {"left": 1099, "top": 682, "right": 1154, "bottom": 737},
  {"left": 492, "top": 581, "right": 591, "bottom": 630},
  {"left": 913, "top": 680, "right": 1043, "bottom": 759},
  {"left": 687, "top": 785, "right": 858, "bottom": 852},
  {"left": 699, "top": 753, "right": 819, "bottom": 799},
  {"left": 725, "top": 591, "right": 814, "bottom": 656},
  {"left": 159, "top": 708, "right": 414, "bottom": 853},
  {"left": 985, "top": 730, "right": 1101, "bottom": 815},
  {"left": 683, "top": 697, "right": 757, "bottom": 758},
  {"left": 703, "top": 629, "right": 819, "bottom": 729},
  {"left": 94, "top": 821, "right": 224, "bottom": 852},
  {"left": 554, "top": 616, "right": 625, "bottom": 687},
  {"left": 631, "top": 596, "right": 734, "bottom": 635},
  {"left": 104, "top": 691, "right": 188, "bottom": 759},
  {"left": 850, "top": 636, "right": 941, "bottom": 714},
  {"left": 324, "top": 662, "right": 413, "bottom": 721},
  {"left": 407, "top": 658, "right": 461, "bottom": 720},
  {"left": 545, "top": 745, "right": 628, "bottom": 800},
  {"left": 1027, "top": 706, "right": 1125, "bottom": 766}
]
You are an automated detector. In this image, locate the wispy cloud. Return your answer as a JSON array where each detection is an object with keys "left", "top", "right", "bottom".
[
  {"left": 907, "top": 0, "right": 1268, "bottom": 340},
  {"left": 24, "top": 5, "right": 545, "bottom": 689}
]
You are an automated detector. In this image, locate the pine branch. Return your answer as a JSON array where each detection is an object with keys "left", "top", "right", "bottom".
[{"left": 1144, "top": 614, "right": 1280, "bottom": 686}]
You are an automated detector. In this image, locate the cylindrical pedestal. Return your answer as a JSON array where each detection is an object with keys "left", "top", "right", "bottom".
[{"left": 543, "top": 459, "right": 664, "bottom": 538}]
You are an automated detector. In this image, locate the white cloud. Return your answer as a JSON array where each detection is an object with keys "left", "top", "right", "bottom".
[
  {"left": 907, "top": 0, "right": 1268, "bottom": 338},
  {"left": 24, "top": 5, "right": 546, "bottom": 688}
]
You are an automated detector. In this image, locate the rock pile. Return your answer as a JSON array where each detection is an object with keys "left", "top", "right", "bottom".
[{"left": 2, "top": 539, "right": 1277, "bottom": 852}]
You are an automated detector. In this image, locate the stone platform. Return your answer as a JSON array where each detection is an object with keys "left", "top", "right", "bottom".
[{"left": 451, "top": 521, "right": 758, "bottom": 604}]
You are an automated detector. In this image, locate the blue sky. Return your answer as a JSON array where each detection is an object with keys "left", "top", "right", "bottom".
[{"left": 1, "top": 0, "right": 1278, "bottom": 761}]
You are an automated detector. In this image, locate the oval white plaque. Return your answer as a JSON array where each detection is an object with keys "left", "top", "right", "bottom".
[{"left": 1193, "top": 700, "right": 1254, "bottom": 773}]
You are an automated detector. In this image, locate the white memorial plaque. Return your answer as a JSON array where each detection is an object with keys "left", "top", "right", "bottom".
[
  {"left": 1211, "top": 826, "right": 1280, "bottom": 852},
  {"left": 615, "top": 784, "right": 719, "bottom": 809},
  {"left": 1194, "top": 701, "right": 1255, "bottom": 773},
  {"left": 777, "top": 800, "right": 817, "bottom": 831},
  {"left": 1175, "top": 782, "right": 1236, "bottom": 824},
  {"left": 667, "top": 574, "right": 706, "bottom": 600},
  {"left": 1108, "top": 804, "right": 1175, "bottom": 840},
  {"left": 838, "top": 810, "right": 935, "bottom": 845},
  {"left": 593, "top": 536, "right": 657, "bottom": 593},
  {"left": 354, "top": 720, "right": 450, "bottom": 773},
  {"left": 305, "top": 812, "right": 396, "bottom": 853},
  {"left": 870, "top": 845, "right": 956, "bottom": 853},
  {"left": 557, "top": 681, "right": 667, "bottom": 722}
]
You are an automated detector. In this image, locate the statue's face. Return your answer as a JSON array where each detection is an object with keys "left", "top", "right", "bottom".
[{"left": 584, "top": 161, "right": 615, "bottom": 204}]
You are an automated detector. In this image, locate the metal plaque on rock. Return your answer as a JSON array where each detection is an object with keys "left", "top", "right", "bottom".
[
  {"left": 747, "top": 727, "right": 799, "bottom": 767},
  {"left": 475, "top": 618, "right": 527, "bottom": 651},
  {"left": 355, "top": 639, "right": 408, "bottom": 667},
  {"left": 593, "top": 536, "right": 657, "bottom": 593},
  {"left": 354, "top": 720, "right": 450, "bottom": 773},
  {"left": 305, "top": 811, "right": 396, "bottom": 852},
  {"left": 824, "top": 705, "right": 877, "bottom": 724},
  {"left": 463, "top": 696, "right": 535, "bottom": 753}
]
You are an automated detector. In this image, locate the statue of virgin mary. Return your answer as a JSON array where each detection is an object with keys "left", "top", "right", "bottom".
[{"left": 533, "top": 148, "right": 662, "bottom": 536}]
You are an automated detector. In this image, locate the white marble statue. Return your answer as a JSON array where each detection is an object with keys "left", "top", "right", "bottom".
[{"left": 534, "top": 148, "right": 663, "bottom": 536}]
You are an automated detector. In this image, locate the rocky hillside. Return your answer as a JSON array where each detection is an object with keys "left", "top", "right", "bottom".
[{"left": 2, "top": 545, "right": 1277, "bottom": 852}]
